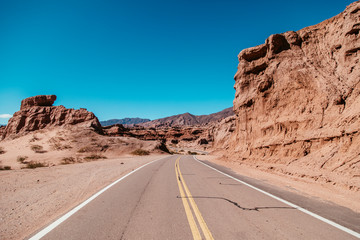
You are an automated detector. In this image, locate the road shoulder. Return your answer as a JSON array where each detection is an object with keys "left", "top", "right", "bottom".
[
  {"left": 0, "top": 155, "right": 165, "bottom": 240},
  {"left": 196, "top": 155, "right": 360, "bottom": 233}
]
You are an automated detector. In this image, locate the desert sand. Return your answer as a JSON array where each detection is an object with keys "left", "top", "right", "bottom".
[{"left": 0, "top": 154, "right": 164, "bottom": 240}]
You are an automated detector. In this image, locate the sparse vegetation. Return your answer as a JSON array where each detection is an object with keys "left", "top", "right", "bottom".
[
  {"left": 25, "top": 161, "right": 47, "bottom": 169},
  {"left": 77, "top": 146, "right": 92, "bottom": 153},
  {"left": 49, "top": 137, "right": 72, "bottom": 150},
  {"left": 29, "top": 135, "right": 40, "bottom": 142},
  {"left": 0, "top": 166, "right": 11, "bottom": 170},
  {"left": 51, "top": 142, "right": 72, "bottom": 151},
  {"left": 101, "top": 144, "right": 110, "bottom": 151},
  {"left": 17, "top": 156, "right": 29, "bottom": 163},
  {"left": 84, "top": 154, "right": 107, "bottom": 161},
  {"left": 61, "top": 157, "right": 76, "bottom": 165},
  {"left": 0, "top": 146, "right": 5, "bottom": 154},
  {"left": 131, "top": 149, "right": 150, "bottom": 156},
  {"left": 30, "top": 145, "right": 45, "bottom": 153},
  {"left": 188, "top": 151, "right": 198, "bottom": 155}
]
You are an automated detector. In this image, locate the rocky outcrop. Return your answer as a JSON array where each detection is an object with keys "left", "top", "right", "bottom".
[
  {"left": 20, "top": 95, "right": 57, "bottom": 110},
  {"left": 103, "top": 124, "right": 211, "bottom": 144},
  {"left": 229, "top": 1, "right": 360, "bottom": 190},
  {"left": 2, "top": 95, "right": 103, "bottom": 139},
  {"left": 209, "top": 116, "right": 236, "bottom": 151},
  {"left": 0, "top": 126, "right": 5, "bottom": 137}
]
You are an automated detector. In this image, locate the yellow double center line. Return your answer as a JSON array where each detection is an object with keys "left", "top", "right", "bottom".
[{"left": 175, "top": 157, "right": 214, "bottom": 240}]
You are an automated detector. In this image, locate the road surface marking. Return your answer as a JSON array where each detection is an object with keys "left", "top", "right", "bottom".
[
  {"left": 175, "top": 157, "right": 202, "bottom": 240},
  {"left": 194, "top": 156, "right": 360, "bottom": 239},
  {"left": 29, "top": 157, "right": 166, "bottom": 240},
  {"left": 176, "top": 157, "right": 214, "bottom": 240}
]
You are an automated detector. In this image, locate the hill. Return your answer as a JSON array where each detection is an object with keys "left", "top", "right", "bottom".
[
  {"left": 140, "top": 107, "right": 234, "bottom": 128},
  {"left": 100, "top": 118, "right": 150, "bottom": 126}
]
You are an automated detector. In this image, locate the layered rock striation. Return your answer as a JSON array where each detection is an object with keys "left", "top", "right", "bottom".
[
  {"left": 103, "top": 124, "right": 211, "bottom": 145},
  {"left": 2, "top": 95, "right": 103, "bottom": 139},
  {"left": 20, "top": 95, "right": 57, "bottom": 110},
  {"left": 229, "top": 1, "right": 360, "bottom": 190}
]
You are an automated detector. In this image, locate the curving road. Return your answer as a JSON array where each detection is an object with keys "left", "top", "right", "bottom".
[{"left": 29, "top": 155, "right": 360, "bottom": 239}]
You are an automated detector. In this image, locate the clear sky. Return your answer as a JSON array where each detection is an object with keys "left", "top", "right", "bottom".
[{"left": 0, "top": 0, "right": 355, "bottom": 124}]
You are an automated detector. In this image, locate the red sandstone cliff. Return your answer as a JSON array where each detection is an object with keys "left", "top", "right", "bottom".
[{"left": 227, "top": 1, "right": 360, "bottom": 191}]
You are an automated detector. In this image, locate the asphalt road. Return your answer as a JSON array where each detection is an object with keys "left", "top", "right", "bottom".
[{"left": 29, "top": 155, "right": 360, "bottom": 239}]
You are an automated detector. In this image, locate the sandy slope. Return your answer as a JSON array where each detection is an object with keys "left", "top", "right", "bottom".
[
  {"left": 0, "top": 155, "right": 164, "bottom": 240},
  {"left": 0, "top": 126, "right": 166, "bottom": 170},
  {"left": 197, "top": 155, "right": 360, "bottom": 213}
]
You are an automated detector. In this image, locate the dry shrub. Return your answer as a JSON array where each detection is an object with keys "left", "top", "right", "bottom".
[
  {"left": 0, "top": 165, "right": 11, "bottom": 170},
  {"left": 29, "top": 135, "right": 40, "bottom": 142},
  {"left": 77, "top": 146, "right": 93, "bottom": 153},
  {"left": 25, "top": 161, "right": 47, "bottom": 169},
  {"left": 84, "top": 154, "right": 107, "bottom": 161},
  {"left": 131, "top": 149, "right": 150, "bottom": 156},
  {"left": 0, "top": 146, "right": 5, "bottom": 154},
  {"left": 30, "top": 145, "right": 45, "bottom": 153},
  {"left": 61, "top": 157, "right": 76, "bottom": 165},
  {"left": 17, "top": 156, "right": 29, "bottom": 163},
  {"left": 187, "top": 151, "right": 198, "bottom": 155},
  {"left": 51, "top": 143, "right": 72, "bottom": 151}
]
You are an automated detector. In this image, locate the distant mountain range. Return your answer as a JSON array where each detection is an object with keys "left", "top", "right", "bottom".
[
  {"left": 100, "top": 107, "right": 234, "bottom": 128},
  {"left": 100, "top": 118, "right": 151, "bottom": 126},
  {"left": 140, "top": 107, "right": 234, "bottom": 128}
]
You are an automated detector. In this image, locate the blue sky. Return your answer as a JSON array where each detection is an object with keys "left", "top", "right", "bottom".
[{"left": 0, "top": 0, "right": 354, "bottom": 124}]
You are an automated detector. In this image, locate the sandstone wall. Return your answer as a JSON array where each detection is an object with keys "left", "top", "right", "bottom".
[{"left": 229, "top": 1, "right": 360, "bottom": 190}]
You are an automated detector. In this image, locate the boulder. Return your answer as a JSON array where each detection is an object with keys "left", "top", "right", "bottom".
[{"left": 20, "top": 95, "right": 57, "bottom": 110}]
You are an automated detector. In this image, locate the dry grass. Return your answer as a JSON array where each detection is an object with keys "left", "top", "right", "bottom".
[
  {"left": 25, "top": 161, "right": 47, "bottom": 169},
  {"left": 187, "top": 151, "right": 198, "bottom": 155},
  {"left": 84, "top": 154, "right": 107, "bottom": 161},
  {"left": 61, "top": 157, "right": 76, "bottom": 165},
  {"left": 77, "top": 146, "right": 93, "bottom": 153},
  {"left": 131, "top": 149, "right": 150, "bottom": 156},
  {"left": 29, "top": 135, "right": 40, "bottom": 142},
  {"left": 0, "top": 165, "right": 11, "bottom": 170},
  {"left": 30, "top": 145, "right": 45, "bottom": 153},
  {"left": 49, "top": 137, "right": 72, "bottom": 150},
  {"left": 17, "top": 156, "right": 29, "bottom": 164},
  {"left": 51, "top": 142, "right": 72, "bottom": 151}
]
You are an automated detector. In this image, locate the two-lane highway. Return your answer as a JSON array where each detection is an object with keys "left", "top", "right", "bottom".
[{"left": 29, "top": 155, "right": 360, "bottom": 239}]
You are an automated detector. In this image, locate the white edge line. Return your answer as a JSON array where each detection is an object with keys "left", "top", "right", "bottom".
[
  {"left": 29, "top": 156, "right": 167, "bottom": 240},
  {"left": 193, "top": 156, "right": 360, "bottom": 239}
]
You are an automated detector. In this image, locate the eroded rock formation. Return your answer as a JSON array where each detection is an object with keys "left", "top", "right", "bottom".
[
  {"left": 229, "top": 1, "right": 360, "bottom": 190},
  {"left": 20, "top": 95, "right": 57, "bottom": 110},
  {"left": 0, "top": 126, "right": 5, "bottom": 137},
  {"left": 2, "top": 95, "right": 103, "bottom": 139},
  {"left": 103, "top": 124, "right": 211, "bottom": 144}
]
